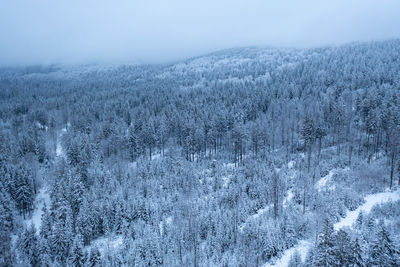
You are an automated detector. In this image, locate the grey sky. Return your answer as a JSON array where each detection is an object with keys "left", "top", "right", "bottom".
[{"left": 1, "top": 0, "right": 400, "bottom": 65}]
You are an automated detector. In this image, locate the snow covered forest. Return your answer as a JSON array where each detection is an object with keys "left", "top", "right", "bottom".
[{"left": 1, "top": 39, "right": 400, "bottom": 266}]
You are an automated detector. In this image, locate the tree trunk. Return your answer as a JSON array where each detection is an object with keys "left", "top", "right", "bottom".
[
  {"left": 303, "top": 186, "right": 306, "bottom": 215},
  {"left": 398, "top": 164, "right": 400, "bottom": 186},
  {"left": 234, "top": 144, "right": 237, "bottom": 168},
  {"left": 240, "top": 141, "right": 243, "bottom": 163},
  {"left": 348, "top": 143, "right": 353, "bottom": 166},
  {"left": 307, "top": 145, "right": 312, "bottom": 173},
  {"left": 291, "top": 124, "right": 294, "bottom": 153},
  {"left": 178, "top": 239, "right": 182, "bottom": 265},
  {"left": 273, "top": 172, "right": 279, "bottom": 219},
  {"left": 367, "top": 134, "right": 371, "bottom": 163},
  {"left": 390, "top": 152, "right": 395, "bottom": 189},
  {"left": 149, "top": 146, "right": 152, "bottom": 161}
]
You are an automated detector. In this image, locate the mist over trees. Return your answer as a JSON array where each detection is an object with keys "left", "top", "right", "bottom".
[{"left": 1, "top": 39, "right": 400, "bottom": 266}]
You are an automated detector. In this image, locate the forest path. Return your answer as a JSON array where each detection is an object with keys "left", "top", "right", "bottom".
[
  {"left": 24, "top": 186, "right": 51, "bottom": 233},
  {"left": 334, "top": 189, "right": 400, "bottom": 230},
  {"left": 24, "top": 127, "right": 68, "bottom": 232},
  {"left": 264, "top": 188, "right": 400, "bottom": 267},
  {"left": 56, "top": 126, "right": 67, "bottom": 158},
  {"left": 263, "top": 240, "right": 311, "bottom": 267},
  {"left": 239, "top": 160, "right": 296, "bottom": 231}
]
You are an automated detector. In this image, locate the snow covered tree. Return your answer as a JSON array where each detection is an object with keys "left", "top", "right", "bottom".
[
  {"left": 368, "top": 222, "right": 399, "bottom": 266},
  {"left": 87, "top": 247, "right": 102, "bottom": 267},
  {"left": 302, "top": 115, "right": 315, "bottom": 172},
  {"left": 67, "top": 235, "right": 85, "bottom": 267},
  {"left": 333, "top": 229, "right": 353, "bottom": 266},
  {"left": 11, "top": 166, "right": 34, "bottom": 218},
  {"left": 17, "top": 224, "right": 39, "bottom": 266},
  {"left": 313, "top": 219, "right": 336, "bottom": 266},
  {"left": 288, "top": 250, "right": 303, "bottom": 267},
  {"left": 0, "top": 187, "right": 15, "bottom": 266},
  {"left": 350, "top": 238, "right": 364, "bottom": 267},
  {"left": 39, "top": 203, "right": 52, "bottom": 240}
]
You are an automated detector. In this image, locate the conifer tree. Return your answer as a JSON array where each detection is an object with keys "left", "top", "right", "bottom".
[
  {"left": 369, "top": 222, "right": 399, "bottom": 266},
  {"left": 313, "top": 219, "right": 335, "bottom": 266},
  {"left": 88, "top": 247, "right": 102, "bottom": 267},
  {"left": 68, "top": 235, "right": 85, "bottom": 267}
]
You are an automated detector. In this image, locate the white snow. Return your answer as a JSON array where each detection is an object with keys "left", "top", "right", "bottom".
[
  {"left": 288, "top": 160, "right": 296, "bottom": 169},
  {"left": 55, "top": 144, "right": 63, "bottom": 157},
  {"left": 263, "top": 240, "right": 312, "bottom": 267},
  {"left": 24, "top": 187, "right": 51, "bottom": 233},
  {"left": 222, "top": 175, "right": 231, "bottom": 188},
  {"left": 151, "top": 151, "right": 163, "bottom": 160},
  {"left": 56, "top": 127, "right": 67, "bottom": 158},
  {"left": 165, "top": 216, "right": 172, "bottom": 225},
  {"left": 89, "top": 235, "right": 123, "bottom": 255},
  {"left": 283, "top": 190, "right": 294, "bottom": 208},
  {"left": 128, "top": 161, "right": 137, "bottom": 172},
  {"left": 23, "top": 127, "right": 66, "bottom": 232},
  {"left": 223, "top": 162, "right": 236, "bottom": 169},
  {"left": 35, "top": 122, "right": 48, "bottom": 131},
  {"left": 159, "top": 216, "right": 173, "bottom": 235},
  {"left": 250, "top": 206, "right": 271, "bottom": 219},
  {"left": 334, "top": 189, "right": 400, "bottom": 230},
  {"left": 316, "top": 170, "right": 334, "bottom": 191},
  {"left": 239, "top": 205, "right": 272, "bottom": 232},
  {"left": 266, "top": 189, "right": 400, "bottom": 267}
]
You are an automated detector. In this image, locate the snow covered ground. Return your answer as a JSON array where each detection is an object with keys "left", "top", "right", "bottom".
[
  {"left": 151, "top": 150, "right": 165, "bottom": 161},
  {"left": 24, "top": 187, "right": 51, "bottom": 233},
  {"left": 316, "top": 170, "right": 334, "bottom": 190},
  {"left": 56, "top": 127, "right": 67, "bottom": 158},
  {"left": 287, "top": 160, "right": 296, "bottom": 169},
  {"left": 316, "top": 167, "right": 350, "bottom": 192},
  {"left": 239, "top": 204, "right": 272, "bottom": 232},
  {"left": 88, "top": 235, "right": 123, "bottom": 255},
  {"left": 222, "top": 175, "right": 231, "bottom": 188},
  {"left": 159, "top": 216, "right": 173, "bottom": 236},
  {"left": 334, "top": 189, "right": 400, "bottom": 230},
  {"left": 263, "top": 240, "right": 312, "bottom": 267},
  {"left": 23, "top": 127, "right": 67, "bottom": 232},
  {"left": 263, "top": 188, "right": 400, "bottom": 267},
  {"left": 223, "top": 162, "right": 236, "bottom": 169},
  {"left": 283, "top": 189, "right": 294, "bottom": 208}
]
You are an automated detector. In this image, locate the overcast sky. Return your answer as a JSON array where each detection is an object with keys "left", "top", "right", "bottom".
[{"left": 1, "top": 0, "right": 400, "bottom": 65}]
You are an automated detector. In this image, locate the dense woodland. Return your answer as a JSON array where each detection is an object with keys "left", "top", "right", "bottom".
[{"left": 1, "top": 39, "right": 400, "bottom": 266}]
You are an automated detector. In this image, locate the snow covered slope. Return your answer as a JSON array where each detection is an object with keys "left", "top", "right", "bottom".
[
  {"left": 263, "top": 240, "right": 311, "bottom": 267},
  {"left": 334, "top": 189, "right": 400, "bottom": 230}
]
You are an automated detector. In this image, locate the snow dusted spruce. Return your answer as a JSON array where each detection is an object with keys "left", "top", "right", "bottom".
[{"left": 1, "top": 39, "right": 400, "bottom": 266}]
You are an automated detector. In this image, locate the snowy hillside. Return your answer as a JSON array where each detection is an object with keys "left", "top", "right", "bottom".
[{"left": 1, "top": 39, "right": 400, "bottom": 266}]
